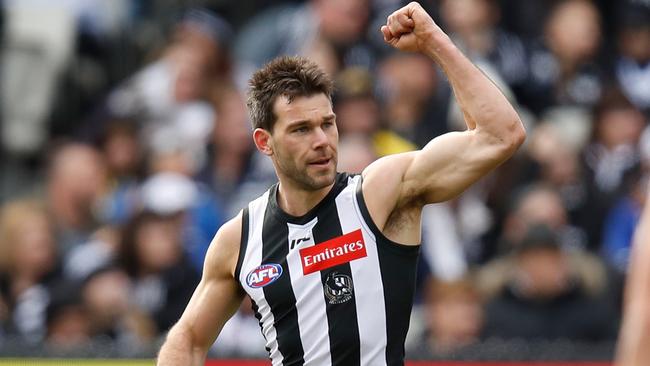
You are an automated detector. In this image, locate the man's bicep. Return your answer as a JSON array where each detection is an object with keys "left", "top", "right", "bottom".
[
  {"left": 178, "top": 273, "right": 243, "bottom": 350},
  {"left": 403, "top": 130, "right": 504, "bottom": 203}
]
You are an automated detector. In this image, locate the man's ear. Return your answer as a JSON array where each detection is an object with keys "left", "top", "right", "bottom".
[{"left": 253, "top": 128, "right": 273, "bottom": 156}]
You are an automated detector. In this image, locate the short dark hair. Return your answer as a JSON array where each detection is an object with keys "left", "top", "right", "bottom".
[{"left": 247, "top": 56, "right": 334, "bottom": 132}]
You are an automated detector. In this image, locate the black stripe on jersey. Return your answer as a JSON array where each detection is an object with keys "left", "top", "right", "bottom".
[
  {"left": 251, "top": 298, "right": 272, "bottom": 356},
  {"left": 312, "top": 200, "right": 361, "bottom": 366},
  {"left": 355, "top": 177, "right": 420, "bottom": 366},
  {"left": 234, "top": 208, "right": 250, "bottom": 281},
  {"left": 261, "top": 203, "right": 305, "bottom": 365}
]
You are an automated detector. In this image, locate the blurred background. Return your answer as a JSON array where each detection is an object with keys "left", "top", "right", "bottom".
[{"left": 0, "top": 0, "right": 649, "bottom": 362}]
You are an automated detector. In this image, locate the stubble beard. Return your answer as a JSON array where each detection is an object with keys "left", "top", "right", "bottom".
[{"left": 275, "top": 154, "right": 337, "bottom": 191}]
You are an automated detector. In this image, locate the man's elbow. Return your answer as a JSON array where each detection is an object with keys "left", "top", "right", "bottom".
[
  {"left": 483, "top": 118, "right": 525, "bottom": 161},
  {"left": 502, "top": 117, "right": 526, "bottom": 154},
  {"left": 511, "top": 118, "right": 527, "bottom": 148}
]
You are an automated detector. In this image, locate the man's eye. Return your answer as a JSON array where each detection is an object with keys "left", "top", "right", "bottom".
[{"left": 294, "top": 127, "right": 308, "bottom": 133}]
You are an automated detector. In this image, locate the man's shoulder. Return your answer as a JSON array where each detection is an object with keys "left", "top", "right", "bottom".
[
  {"left": 204, "top": 212, "right": 244, "bottom": 279},
  {"left": 361, "top": 152, "right": 415, "bottom": 199},
  {"left": 218, "top": 213, "right": 244, "bottom": 242}
]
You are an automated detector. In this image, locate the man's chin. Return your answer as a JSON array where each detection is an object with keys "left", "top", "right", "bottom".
[{"left": 306, "top": 170, "right": 336, "bottom": 190}]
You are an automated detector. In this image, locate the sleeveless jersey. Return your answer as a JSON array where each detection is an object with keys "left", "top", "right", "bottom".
[{"left": 234, "top": 173, "right": 420, "bottom": 366}]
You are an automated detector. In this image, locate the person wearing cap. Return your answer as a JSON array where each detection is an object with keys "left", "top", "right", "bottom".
[{"left": 140, "top": 172, "right": 225, "bottom": 274}]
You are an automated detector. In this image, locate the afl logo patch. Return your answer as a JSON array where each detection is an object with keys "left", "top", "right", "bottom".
[
  {"left": 324, "top": 272, "right": 354, "bottom": 304},
  {"left": 246, "top": 264, "right": 283, "bottom": 288}
]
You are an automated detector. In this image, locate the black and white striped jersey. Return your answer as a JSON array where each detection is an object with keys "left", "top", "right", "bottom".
[{"left": 234, "top": 172, "right": 420, "bottom": 366}]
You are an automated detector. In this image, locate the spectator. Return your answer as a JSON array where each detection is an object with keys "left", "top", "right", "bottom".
[
  {"left": 0, "top": 199, "right": 59, "bottom": 343},
  {"left": 498, "top": 0, "right": 551, "bottom": 39},
  {"left": 499, "top": 183, "right": 587, "bottom": 254},
  {"left": 334, "top": 66, "right": 420, "bottom": 155},
  {"left": 140, "top": 172, "right": 224, "bottom": 273},
  {"left": 198, "top": 85, "right": 278, "bottom": 218},
  {"left": 81, "top": 266, "right": 155, "bottom": 346},
  {"left": 235, "top": 0, "right": 374, "bottom": 77},
  {"left": 526, "top": 121, "right": 590, "bottom": 228},
  {"left": 579, "top": 88, "right": 646, "bottom": 248},
  {"left": 614, "top": 2, "right": 650, "bottom": 116},
  {"left": 602, "top": 171, "right": 648, "bottom": 273},
  {"left": 198, "top": 85, "right": 256, "bottom": 210},
  {"left": 481, "top": 224, "right": 617, "bottom": 341},
  {"left": 45, "top": 281, "right": 91, "bottom": 349},
  {"left": 119, "top": 210, "right": 200, "bottom": 334},
  {"left": 376, "top": 53, "right": 450, "bottom": 148},
  {"left": 438, "top": 0, "right": 528, "bottom": 92},
  {"left": 45, "top": 142, "right": 108, "bottom": 255},
  {"left": 96, "top": 119, "right": 144, "bottom": 226},
  {"left": 333, "top": 67, "right": 381, "bottom": 137},
  {"left": 517, "top": 0, "right": 604, "bottom": 116},
  {"left": 337, "top": 133, "right": 377, "bottom": 174},
  {"left": 414, "top": 277, "right": 484, "bottom": 356},
  {"left": 420, "top": 197, "right": 487, "bottom": 281},
  {"left": 48, "top": 0, "right": 134, "bottom": 139},
  {"left": 105, "top": 8, "right": 234, "bottom": 173}
]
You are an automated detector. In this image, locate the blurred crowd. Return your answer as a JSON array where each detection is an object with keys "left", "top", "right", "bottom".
[{"left": 1, "top": 0, "right": 650, "bottom": 359}]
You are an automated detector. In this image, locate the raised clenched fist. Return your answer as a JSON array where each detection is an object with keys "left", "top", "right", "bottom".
[{"left": 380, "top": 2, "right": 442, "bottom": 53}]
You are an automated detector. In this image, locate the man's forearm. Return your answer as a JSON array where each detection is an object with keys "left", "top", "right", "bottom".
[
  {"left": 157, "top": 325, "right": 206, "bottom": 366},
  {"left": 423, "top": 30, "right": 522, "bottom": 139}
]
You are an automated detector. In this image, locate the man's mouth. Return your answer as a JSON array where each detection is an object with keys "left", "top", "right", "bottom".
[{"left": 309, "top": 158, "right": 331, "bottom": 167}]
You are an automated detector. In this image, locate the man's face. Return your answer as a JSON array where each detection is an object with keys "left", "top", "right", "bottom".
[{"left": 268, "top": 93, "right": 338, "bottom": 191}]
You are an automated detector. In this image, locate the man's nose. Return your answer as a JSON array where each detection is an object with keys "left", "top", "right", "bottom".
[{"left": 312, "top": 127, "right": 329, "bottom": 148}]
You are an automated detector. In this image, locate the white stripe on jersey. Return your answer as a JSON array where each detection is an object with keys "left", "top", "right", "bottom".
[
  {"left": 286, "top": 218, "right": 332, "bottom": 366},
  {"left": 239, "top": 192, "right": 284, "bottom": 366},
  {"left": 337, "top": 175, "right": 388, "bottom": 365}
]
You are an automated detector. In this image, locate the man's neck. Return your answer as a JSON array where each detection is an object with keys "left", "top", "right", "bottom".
[{"left": 276, "top": 180, "right": 334, "bottom": 217}]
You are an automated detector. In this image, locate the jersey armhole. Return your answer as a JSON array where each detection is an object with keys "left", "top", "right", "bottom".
[{"left": 354, "top": 175, "right": 420, "bottom": 256}]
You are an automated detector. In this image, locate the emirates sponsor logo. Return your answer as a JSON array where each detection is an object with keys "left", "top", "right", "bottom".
[{"left": 300, "top": 229, "right": 367, "bottom": 275}]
